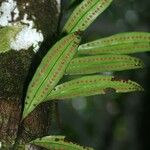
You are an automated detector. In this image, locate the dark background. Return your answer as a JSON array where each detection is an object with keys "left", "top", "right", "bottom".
[{"left": 51, "top": 0, "right": 150, "bottom": 150}]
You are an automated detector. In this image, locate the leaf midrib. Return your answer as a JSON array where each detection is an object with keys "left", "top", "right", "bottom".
[
  {"left": 26, "top": 36, "right": 76, "bottom": 112},
  {"left": 79, "top": 41, "right": 150, "bottom": 50},
  {"left": 69, "top": 0, "right": 100, "bottom": 32}
]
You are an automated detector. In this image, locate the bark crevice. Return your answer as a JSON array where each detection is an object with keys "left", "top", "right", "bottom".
[{"left": 0, "top": 0, "right": 61, "bottom": 149}]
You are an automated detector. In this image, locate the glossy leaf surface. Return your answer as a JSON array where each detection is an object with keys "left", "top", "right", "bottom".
[
  {"left": 22, "top": 32, "right": 81, "bottom": 119},
  {"left": 46, "top": 75, "right": 143, "bottom": 100},
  {"left": 78, "top": 32, "right": 150, "bottom": 55},
  {"left": 66, "top": 55, "right": 144, "bottom": 75},
  {"left": 63, "top": 0, "right": 113, "bottom": 33},
  {"left": 30, "top": 136, "right": 93, "bottom": 150}
]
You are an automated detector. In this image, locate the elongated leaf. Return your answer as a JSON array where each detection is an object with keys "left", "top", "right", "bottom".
[
  {"left": 22, "top": 32, "right": 81, "bottom": 119},
  {"left": 66, "top": 55, "right": 144, "bottom": 75},
  {"left": 0, "top": 26, "right": 22, "bottom": 53},
  {"left": 78, "top": 32, "right": 150, "bottom": 55},
  {"left": 63, "top": 0, "right": 113, "bottom": 33},
  {"left": 30, "top": 136, "right": 93, "bottom": 150},
  {"left": 46, "top": 75, "right": 143, "bottom": 100}
]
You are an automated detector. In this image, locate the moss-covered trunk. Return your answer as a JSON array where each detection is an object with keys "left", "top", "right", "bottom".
[{"left": 0, "top": 0, "right": 61, "bottom": 149}]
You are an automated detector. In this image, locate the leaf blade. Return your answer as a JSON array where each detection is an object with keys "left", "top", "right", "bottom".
[
  {"left": 66, "top": 55, "right": 144, "bottom": 75},
  {"left": 30, "top": 136, "right": 94, "bottom": 150},
  {"left": 78, "top": 32, "right": 150, "bottom": 55},
  {"left": 46, "top": 75, "right": 143, "bottom": 100},
  {"left": 22, "top": 32, "right": 81, "bottom": 119},
  {"left": 63, "top": 0, "right": 113, "bottom": 33}
]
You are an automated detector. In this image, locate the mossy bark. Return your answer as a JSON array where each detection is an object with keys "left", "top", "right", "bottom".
[{"left": 0, "top": 0, "right": 61, "bottom": 149}]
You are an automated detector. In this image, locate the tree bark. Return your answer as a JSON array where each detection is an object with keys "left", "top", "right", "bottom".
[{"left": 0, "top": 0, "right": 61, "bottom": 149}]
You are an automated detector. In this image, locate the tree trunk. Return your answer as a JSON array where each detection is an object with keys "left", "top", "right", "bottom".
[{"left": 0, "top": 0, "right": 61, "bottom": 149}]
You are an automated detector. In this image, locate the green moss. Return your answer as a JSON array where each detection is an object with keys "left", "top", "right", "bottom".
[{"left": 0, "top": 26, "right": 22, "bottom": 53}]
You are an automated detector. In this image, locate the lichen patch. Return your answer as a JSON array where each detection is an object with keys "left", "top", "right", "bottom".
[
  {"left": 0, "top": 0, "right": 44, "bottom": 53},
  {"left": 0, "top": 0, "right": 19, "bottom": 26},
  {"left": 10, "top": 13, "right": 44, "bottom": 53},
  {"left": 56, "top": 0, "right": 61, "bottom": 13},
  {"left": 10, "top": 25, "right": 44, "bottom": 53}
]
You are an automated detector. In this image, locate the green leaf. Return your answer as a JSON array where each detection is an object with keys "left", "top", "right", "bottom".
[
  {"left": 46, "top": 75, "right": 143, "bottom": 100},
  {"left": 22, "top": 32, "right": 81, "bottom": 119},
  {"left": 66, "top": 55, "right": 144, "bottom": 75},
  {"left": 78, "top": 32, "right": 150, "bottom": 55},
  {"left": 63, "top": 0, "right": 113, "bottom": 33},
  {"left": 30, "top": 136, "right": 94, "bottom": 150},
  {"left": 0, "top": 25, "right": 22, "bottom": 53}
]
